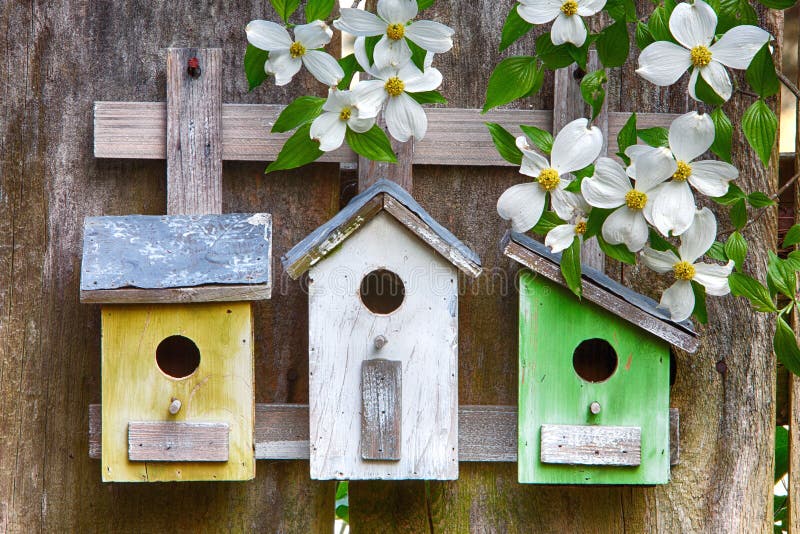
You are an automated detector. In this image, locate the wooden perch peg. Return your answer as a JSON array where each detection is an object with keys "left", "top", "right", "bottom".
[{"left": 168, "top": 398, "right": 182, "bottom": 415}]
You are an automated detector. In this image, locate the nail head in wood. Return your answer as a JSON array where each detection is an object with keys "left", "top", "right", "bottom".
[
  {"left": 187, "top": 56, "right": 201, "bottom": 78},
  {"left": 590, "top": 401, "right": 601, "bottom": 415},
  {"left": 168, "top": 399, "right": 182, "bottom": 415},
  {"left": 374, "top": 335, "right": 388, "bottom": 350}
]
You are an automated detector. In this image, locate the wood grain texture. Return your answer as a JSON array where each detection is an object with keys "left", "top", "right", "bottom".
[
  {"left": 540, "top": 424, "right": 642, "bottom": 466},
  {"left": 308, "top": 213, "right": 459, "bottom": 480},
  {"left": 166, "top": 48, "right": 223, "bottom": 215},
  {"left": 361, "top": 359, "right": 402, "bottom": 461},
  {"left": 80, "top": 284, "right": 271, "bottom": 304},
  {"left": 128, "top": 421, "right": 229, "bottom": 462}
]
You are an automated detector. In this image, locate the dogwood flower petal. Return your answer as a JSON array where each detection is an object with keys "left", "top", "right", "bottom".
[
  {"left": 352, "top": 79, "right": 387, "bottom": 117},
  {"left": 688, "top": 161, "right": 738, "bottom": 197},
  {"left": 348, "top": 114, "right": 376, "bottom": 133},
  {"left": 669, "top": 111, "right": 715, "bottom": 162},
  {"left": 335, "top": 9, "right": 386, "bottom": 36},
  {"left": 322, "top": 89, "right": 352, "bottom": 113},
  {"left": 311, "top": 112, "right": 347, "bottom": 151},
  {"left": 551, "top": 188, "right": 583, "bottom": 220},
  {"left": 550, "top": 118, "right": 603, "bottom": 174},
  {"left": 668, "top": 0, "right": 716, "bottom": 49},
  {"left": 641, "top": 248, "right": 681, "bottom": 273},
  {"left": 649, "top": 181, "right": 696, "bottom": 236},
  {"left": 385, "top": 92, "right": 427, "bottom": 141},
  {"left": 636, "top": 42, "right": 692, "bottom": 86},
  {"left": 699, "top": 60, "right": 733, "bottom": 101},
  {"left": 374, "top": 35, "right": 412, "bottom": 69},
  {"left": 581, "top": 157, "right": 629, "bottom": 208},
  {"left": 517, "top": 0, "right": 563, "bottom": 24},
  {"left": 265, "top": 51, "right": 302, "bottom": 86},
  {"left": 546, "top": 224, "right": 579, "bottom": 253},
  {"left": 551, "top": 13, "right": 587, "bottom": 47},
  {"left": 678, "top": 207, "right": 716, "bottom": 263},
  {"left": 603, "top": 207, "right": 649, "bottom": 252},
  {"left": 294, "top": 21, "right": 334, "bottom": 49},
  {"left": 693, "top": 261, "right": 734, "bottom": 295},
  {"left": 402, "top": 66, "right": 443, "bottom": 92},
  {"left": 378, "top": 0, "right": 418, "bottom": 23},
  {"left": 577, "top": 0, "right": 607, "bottom": 17},
  {"left": 405, "top": 21, "right": 455, "bottom": 53},
  {"left": 497, "top": 183, "right": 547, "bottom": 232},
  {"left": 628, "top": 147, "right": 676, "bottom": 192},
  {"left": 246, "top": 20, "right": 293, "bottom": 50},
  {"left": 302, "top": 50, "right": 345, "bottom": 86},
  {"left": 659, "top": 280, "right": 695, "bottom": 322},
  {"left": 709, "top": 25, "right": 771, "bottom": 69},
  {"left": 688, "top": 67, "right": 701, "bottom": 101},
  {"left": 517, "top": 138, "right": 551, "bottom": 178}
]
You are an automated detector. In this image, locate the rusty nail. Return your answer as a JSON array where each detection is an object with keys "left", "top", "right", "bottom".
[{"left": 187, "top": 57, "right": 201, "bottom": 79}]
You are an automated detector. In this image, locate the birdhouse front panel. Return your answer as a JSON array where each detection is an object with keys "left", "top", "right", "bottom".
[
  {"left": 101, "top": 302, "right": 254, "bottom": 482},
  {"left": 307, "top": 211, "right": 459, "bottom": 480},
  {"left": 517, "top": 271, "right": 671, "bottom": 485}
]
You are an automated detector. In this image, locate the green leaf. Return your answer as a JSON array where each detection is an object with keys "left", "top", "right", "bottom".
[
  {"left": 635, "top": 22, "right": 655, "bottom": 50},
  {"left": 647, "top": 6, "right": 672, "bottom": 42},
  {"left": 730, "top": 198, "right": 748, "bottom": 229},
  {"left": 335, "top": 504, "right": 350, "bottom": 523},
  {"left": 637, "top": 126, "right": 669, "bottom": 147},
  {"left": 728, "top": 272, "right": 777, "bottom": 312},
  {"left": 747, "top": 191, "right": 776, "bottom": 208},
  {"left": 767, "top": 251, "right": 796, "bottom": 299},
  {"left": 532, "top": 211, "right": 565, "bottom": 235},
  {"left": 561, "top": 237, "right": 583, "bottom": 298},
  {"left": 485, "top": 123, "right": 522, "bottom": 165},
  {"left": 715, "top": 0, "right": 758, "bottom": 33},
  {"left": 408, "top": 39, "right": 427, "bottom": 72},
  {"left": 346, "top": 125, "right": 398, "bottom": 163},
  {"left": 617, "top": 113, "right": 637, "bottom": 162},
  {"left": 270, "top": 0, "right": 301, "bottom": 23},
  {"left": 746, "top": 45, "right": 780, "bottom": 98},
  {"left": 691, "top": 281, "right": 708, "bottom": 324},
  {"left": 724, "top": 231, "right": 747, "bottom": 271},
  {"left": 500, "top": 4, "right": 534, "bottom": 52},
  {"left": 409, "top": 90, "right": 447, "bottom": 105},
  {"left": 707, "top": 241, "right": 729, "bottom": 262},
  {"left": 573, "top": 163, "right": 595, "bottom": 180},
  {"left": 417, "top": 0, "right": 435, "bottom": 10},
  {"left": 713, "top": 183, "right": 746, "bottom": 205},
  {"left": 566, "top": 40, "right": 592, "bottom": 71},
  {"left": 266, "top": 123, "right": 324, "bottom": 173},
  {"left": 363, "top": 35, "right": 381, "bottom": 65},
  {"left": 649, "top": 227, "right": 677, "bottom": 253},
  {"left": 580, "top": 70, "right": 607, "bottom": 121},
  {"left": 742, "top": 99, "right": 777, "bottom": 167},
  {"left": 694, "top": 71, "right": 727, "bottom": 106},
  {"left": 519, "top": 125, "right": 554, "bottom": 155},
  {"left": 710, "top": 108, "right": 733, "bottom": 163},
  {"left": 605, "top": 0, "right": 637, "bottom": 21},
  {"left": 775, "top": 426, "right": 789, "bottom": 483},
  {"left": 757, "top": 0, "right": 796, "bottom": 9},
  {"left": 244, "top": 44, "right": 269, "bottom": 91},
  {"left": 335, "top": 481, "right": 349, "bottom": 500},
  {"left": 305, "top": 0, "right": 335, "bottom": 21},
  {"left": 338, "top": 54, "right": 360, "bottom": 90},
  {"left": 272, "top": 96, "right": 326, "bottom": 133},
  {"left": 483, "top": 56, "right": 541, "bottom": 112},
  {"left": 597, "top": 21, "right": 630, "bottom": 68},
  {"left": 598, "top": 234, "right": 637, "bottom": 264},
  {"left": 585, "top": 208, "right": 612, "bottom": 239},
  {"left": 786, "top": 250, "right": 800, "bottom": 270},
  {"left": 783, "top": 224, "right": 800, "bottom": 248},
  {"left": 774, "top": 316, "right": 800, "bottom": 376},
  {"left": 535, "top": 33, "right": 574, "bottom": 69}
]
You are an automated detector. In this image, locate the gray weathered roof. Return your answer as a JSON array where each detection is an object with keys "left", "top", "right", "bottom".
[
  {"left": 80, "top": 213, "right": 272, "bottom": 298},
  {"left": 281, "top": 179, "right": 482, "bottom": 279},
  {"left": 502, "top": 231, "right": 699, "bottom": 353}
]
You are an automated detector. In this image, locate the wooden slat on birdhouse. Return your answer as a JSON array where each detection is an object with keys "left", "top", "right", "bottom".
[
  {"left": 361, "top": 359, "right": 402, "bottom": 461},
  {"left": 540, "top": 424, "right": 642, "bottom": 466},
  {"left": 128, "top": 421, "right": 229, "bottom": 462}
]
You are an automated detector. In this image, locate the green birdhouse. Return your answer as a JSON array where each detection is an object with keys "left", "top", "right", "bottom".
[{"left": 502, "top": 232, "right": 699, "bottom": 485}]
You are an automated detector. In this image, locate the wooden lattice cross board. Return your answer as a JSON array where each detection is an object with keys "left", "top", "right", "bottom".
[{"left": 86, "top": 47, "right": 687, "bottom": 478}]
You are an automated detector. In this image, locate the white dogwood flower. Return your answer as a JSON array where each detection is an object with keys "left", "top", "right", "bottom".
[
  {"left": 351, "top": 37, "right": 442, "bottom": 141},
  {"left": 246, "top": 20, "right": 344, "bottom": 86},
  {"left": 636, "top": 0, "right": 770, "bottom": 101},
  {"left": 335, "top": 0, "right": 454, "bottom": 69},
  {"left": 517, "top": 0, "right": 606, "bottom": 47},
  {"left": 581, "top": 157, "right": 662, "bottom": 252},
  {"left": 497, "top": 118, "right": 603, "bottom": 232},
  {"left": 545, "top": 210, "right": 590, "bottom": 253},
  {"left": 641, "top": 208, "right": 734, "bottom": 322},
  {"left": 626, "top": 111, "right": 739, "bottom": 237},
  {"left": 310, "top": 89, "right": 376, "bottom": 151}
]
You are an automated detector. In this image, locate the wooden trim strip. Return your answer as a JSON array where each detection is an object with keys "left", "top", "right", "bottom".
[
  {"left": 80, "top": 283, "right": 271, "bottom": 304},
  {"left": 540, "top": 424, "right": 642, "bottom": 466},
  {"left": 89, "top": 404, "right": 679, "bottom": 465},
  {"left": 128, "top": 421, "right": 229, "bottom": 462}
]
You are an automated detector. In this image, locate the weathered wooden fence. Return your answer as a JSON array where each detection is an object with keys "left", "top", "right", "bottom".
[{"left": 0, "top": 1, "right": 786, "bottom": 532}]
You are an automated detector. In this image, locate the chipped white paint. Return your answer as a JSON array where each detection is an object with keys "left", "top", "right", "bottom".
[
  {"left": 308, "top": 212, "right": 458, "bottom": 480},
  {"left": 540, "top": 424, "right": 642, "bottom": 466}
]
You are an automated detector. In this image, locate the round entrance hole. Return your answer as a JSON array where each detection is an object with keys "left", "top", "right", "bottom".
[
  {"left": 572, "top": 338, "right": 618, "bottom": 383},
  {"left": 156, "top": 335, "right": 201, "bottom": 379},
  {"left": 359, "top": 269, "right": 405, "bottom": 315}
]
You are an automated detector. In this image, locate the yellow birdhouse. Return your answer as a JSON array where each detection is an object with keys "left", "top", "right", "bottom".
[{"left": 80, "top": 213, "right": 272, "bottom": 482}]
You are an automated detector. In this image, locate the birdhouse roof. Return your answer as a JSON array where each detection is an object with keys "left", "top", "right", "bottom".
[
  {"left": 282, "top": 179, "right": 482, "bottom": 279},
  {"left": 502, "top": 231, "right": 699, "bottom": 353},
  {"left": 80, "top": 213, "right": 272, "bottom": 303}
]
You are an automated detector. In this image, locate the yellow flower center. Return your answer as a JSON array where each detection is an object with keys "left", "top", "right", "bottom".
[
  {"left": 690, "top": 45, "right": 712, "bottom": 67},
  {"left": 289, "top": 42, "right": 306, "bottom": 59},
  {"left": 672, "top": 160, "right": 692, "bottom": 181},
  {"left": 560, "top": 0, "right": 579, "bottom": 15},
  {"left": 339, "top": 107, "right": 352, "bottom": 121},
  {"left": 625, "top": 189, "right": 648, "bottom": 210},
  {"left": 574, "top": 221, "right": 587, "bottom": 235},
  {"left": 386, "top": 23, "right": 405, "bottom": 40},
  {"left": 537, "top": 168, "right": 561, "bottom": 192},
  {"left": 673, "top": 261, "right": 696, "bottom": 281},
  {"left": 385, "top": 76, "right": 405, "bottom": 97}
]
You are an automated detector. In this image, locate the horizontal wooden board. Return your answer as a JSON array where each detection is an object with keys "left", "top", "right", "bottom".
[
  {"left": 128, "top": 421, "right": 230, "bottom": 462},
  {"left": 80, "top": 284, "right": 270, "bottom": 304},
  {"left": 90, "top": 405, "right": 678, "bottom": 465},
  {"left": 540, "top": 424, "right": 642, "bottom": 466},
  {"left": 94, "top": 102, "right": 678, "bottom": 166}
]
